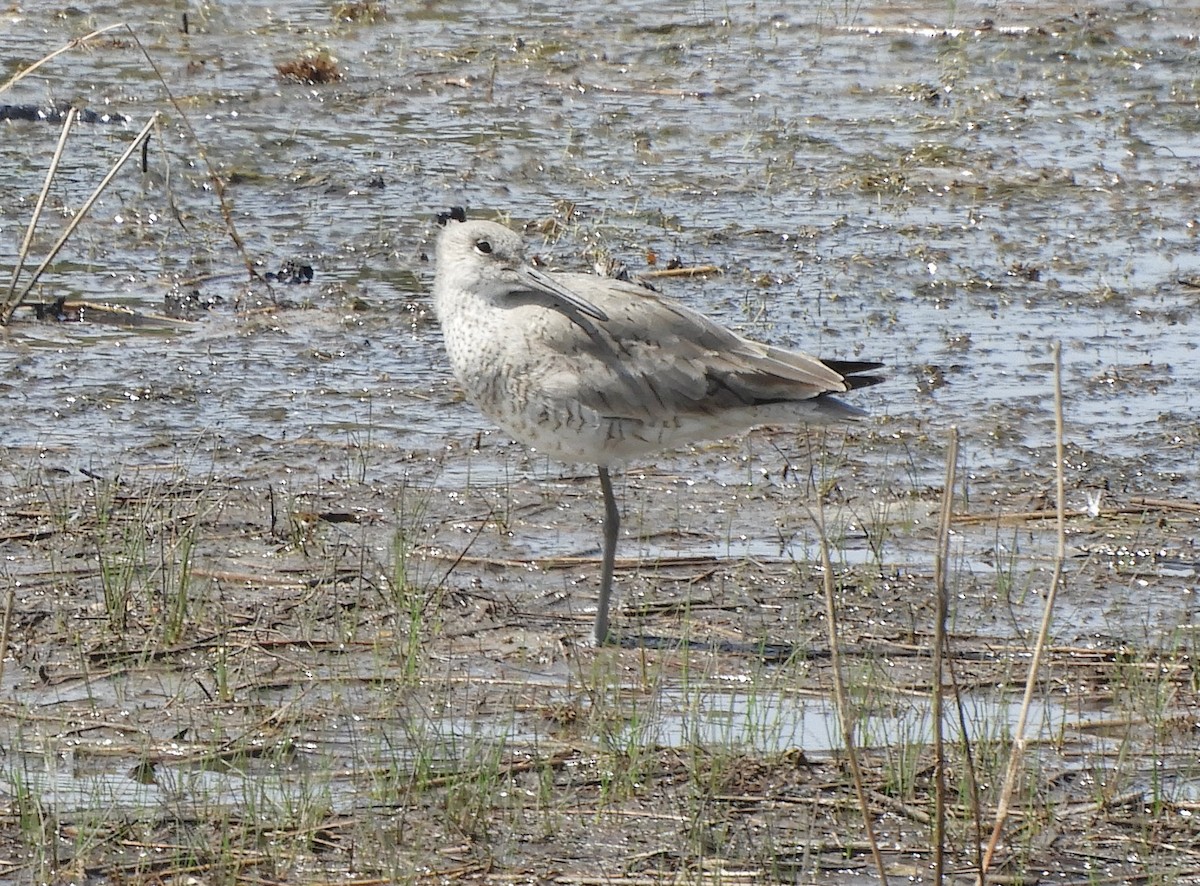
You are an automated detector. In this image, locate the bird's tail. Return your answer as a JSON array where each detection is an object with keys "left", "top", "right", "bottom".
[{"left": 822, "top": 359, "right": 885, "bottom": 391}]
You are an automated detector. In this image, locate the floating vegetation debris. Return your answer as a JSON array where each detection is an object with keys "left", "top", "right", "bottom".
[
  {"left": 276, "top": 51, "right": 342, "bottom": 84},
  {"left": 333, "top": 0, "right": 388, "bottom": 23}
]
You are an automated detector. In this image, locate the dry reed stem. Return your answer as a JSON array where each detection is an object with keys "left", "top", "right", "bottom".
[
  {"left": 121, "top": 25, "right": 258, "bottom": 278},
  {"left": 641, "top": 265, "right": 723, "bottom": 279},
  {"left": 1, "top": 24, "right": 154, "bottom": 325},
  {"left": 944, "top": 646, "right": 986, "bottom": 877},
  {"left": 2, "top": 113, "right": 160, "bottom": 323},
  {"left": 0, "top": 24, "right": 128, "bottom": 95},
  {"left": 1, "top": 22, "right": 261, "bottom": 326},
  {"left": 978, "top": 342, "right": 1068, "bottom": 882},
  {"left": 3, "top": 107, "right": 76, "bottom": 316},
  {"left": 952, "top": 496, "right": 1200, "bottom": 525},
  {"left": 932, "top": 424, "right": 959, "bottom": 884},
  {"left": 0, "top": 585, "right": 14, "bottom": 690},
  {"left": 811, "top": 492, "right": 890, "bottom": 886}
]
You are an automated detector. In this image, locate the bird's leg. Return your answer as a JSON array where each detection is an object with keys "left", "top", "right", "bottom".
[{"left": 595, "top": 466, "right": 620, "bottom": 645}]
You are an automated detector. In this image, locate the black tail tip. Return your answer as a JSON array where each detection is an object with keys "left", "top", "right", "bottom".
[
  {"left": 437, "top": 206, "right": 467, "bottom": 226},
  {"left": 823, "top": 359, "right": 886, "bottom": 390}
]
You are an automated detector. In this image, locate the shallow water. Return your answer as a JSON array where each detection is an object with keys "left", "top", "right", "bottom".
[
  {"left": 1, "top": 1, "right": 1199, "bottom": 879},
  {"left": 2, "top": 3, "right": 1197, "bottom": 486}
]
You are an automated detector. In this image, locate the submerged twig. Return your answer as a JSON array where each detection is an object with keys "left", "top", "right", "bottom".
[{"left": 979, "top": 342, "right": 1068, "bottom": 882}]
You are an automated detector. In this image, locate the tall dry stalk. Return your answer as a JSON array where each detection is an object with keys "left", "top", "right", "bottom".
[
  {"left": 1, "top": 113, "right": 159, "bottom": 324},
  {"left": 812, "top": 495, "right": 889, "bottom": 886},
  {"left": 0, "top": 24, "right": 127, "bottom": 94},
  {"left": 977, "top": 342, "right": 1067, "bottom": 882},
  {"left": 0, "top": 586, "right": 14, "bottom": 690},
  {"left": 0, "top": 22, "right": 258, "bottom": 325},
  {"left": 932, "top": 425, "right": 959, "bottom": 884},
  {"left": 122, "top": 26, "right": 257, "bottom": 278},
  {"left": 4, "top": 107, "right": 77, "bottom": 315}
]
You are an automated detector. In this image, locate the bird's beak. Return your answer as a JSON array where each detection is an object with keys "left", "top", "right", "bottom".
[{"left": 518, "top": 266, "right": 610, "bottom": 323}]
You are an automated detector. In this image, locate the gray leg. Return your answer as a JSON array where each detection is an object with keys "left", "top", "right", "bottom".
[{"left": 595, "top": 466, "right": 619, "bottom": 644}]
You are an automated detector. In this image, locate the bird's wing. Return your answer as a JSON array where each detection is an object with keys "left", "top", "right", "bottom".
[{"left": 536, "top": 272, "right": 854, "bottom": 422}]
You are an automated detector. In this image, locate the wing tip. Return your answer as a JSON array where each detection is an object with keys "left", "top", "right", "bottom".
[{"left": 824, "top": 359, "right": 885, "bottom": 391}]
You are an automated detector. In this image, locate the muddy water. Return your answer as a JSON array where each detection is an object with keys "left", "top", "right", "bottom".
[
  {"left": 1, "top": 1, "right": 1199, "bottom": 878},
  {"left": 1, "top": 2, "right": 1196, "bottom": 479},
  {"left": 2, "top": 1, "right": 1195, "bottom": 592}
]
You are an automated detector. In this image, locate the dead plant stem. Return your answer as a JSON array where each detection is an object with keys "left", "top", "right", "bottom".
[
  {"left": 5, "top": 113, "right": 160, "bottom": 321},
  {"left": 0, "top": 586, "right": 14, "bottom": 689},
  {"left": 0, "top": 24, "right": 127, "bottom": 95},
  {"left": 932, "top": 425, "right": 959, "bottom": 884},
  {"left": 978, "top": 342, "right": 1067, "bottom": 882},
  {"left": 812, "top": 493, "right": 889, "bottom": 886},
  {"left": 4, "top": 108, "right": 76, "bottom": 316},
  {"left": 123, "top": 26, "right": 258, "bottom": 277}
]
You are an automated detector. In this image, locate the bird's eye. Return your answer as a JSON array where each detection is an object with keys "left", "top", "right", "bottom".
[{"left": 475, "top": 239, "right": 493, "bottom": 255}]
